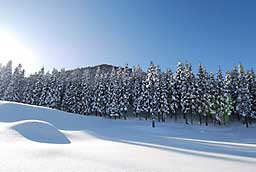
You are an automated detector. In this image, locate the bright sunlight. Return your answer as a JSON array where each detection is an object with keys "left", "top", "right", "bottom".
[{"left": 0, "top": 27, "right": 39, "bottom": 74}]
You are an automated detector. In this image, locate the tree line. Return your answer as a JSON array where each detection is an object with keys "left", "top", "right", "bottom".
[{"left": 0, "top": 60, "right": 255, "bottom": 127}]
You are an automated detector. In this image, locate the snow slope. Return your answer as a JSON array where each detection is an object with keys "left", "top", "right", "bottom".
[{"left": 0, "top": 101, "right": 256, "bottom": 172}]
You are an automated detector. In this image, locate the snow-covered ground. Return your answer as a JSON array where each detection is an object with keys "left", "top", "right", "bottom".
[{"left": 0, "top": 101, "right": 256, "bottom": 172}]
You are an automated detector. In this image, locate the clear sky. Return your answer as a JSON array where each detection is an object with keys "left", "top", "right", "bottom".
[{"left": 0, "top": 0, "right": 255, "bottom": 74}]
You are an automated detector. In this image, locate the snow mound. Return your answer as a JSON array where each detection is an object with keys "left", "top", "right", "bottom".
[{"left": 10, "top": 120, "right": 70, "bottom": 144}]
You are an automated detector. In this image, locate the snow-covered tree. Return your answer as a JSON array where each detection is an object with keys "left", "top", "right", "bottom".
[
  {"left": 196, "top": 64, "right": 207, "bottom": 125},
  {"left": 237, "top": 64, "right": 252, "bottom": 127},
  {"left": 120, "top": 64, "right": 130, "bottom": 120},
  {"left": 81, "top": 70, "right": 92, "bottom": 115},
  {"left": 247, "top": 69, "right": 256, "bottom": 119},
  {"left": 107, "top": 67, "right": 120, "bottom": 119},
  {"left": 159, "top": 70, "right": 170, "bottom": 122},
  {"left": 230, "top": 66, "right": 240, "bottom": 120},
  {"left": 145, "top": 62, "right": 157, "bottom": 127},
  {"left": 171, "top": 62, "right": 183, "bottom": 121},
  {"left": 31, "top": 67, "right": 45, "bottom": 105},
  {"left": 62, "top": 71, "right": 83, "bottom": 114},
  {"left": 1, "top": 59, "right": 255, "bottom": 127},
  {"left": 155, "top": 65, "right": 162, "bottom": 122},
  {"left": 222, "top": 70, "right": 233, "bottom": 125},
  {"left": 0, "top": 60, "right": 12, "bottom": 99},
  {"left": 92, "top": 66, "right": 108, "bottom": 116},
  {"left": 3, "top": 64, "right": 25, "bottom": 102},
  {"left": 215, "top": 67, "right": 226, "bottom": 125},
  {"left": 132, "top": 65, "right": 144, "bottom": 118},
  {"left": 181, "top": 63, "right": 195, "bottom": 124}
]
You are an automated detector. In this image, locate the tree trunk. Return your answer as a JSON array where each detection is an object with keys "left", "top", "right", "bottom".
[
  {"left": 249, "top": 116, "right": 252, "bottom": 125},
  {"left": 158, "top": 113, "right": 161, "bottom": 122},
  {"left": 152, "top": 119, "right": 155, "bottom": 128},
  {"left": 146, "top": 110, "right": 149, "bottom": 120},
  {"left": 185, "top": 114, "right": 188, "bottom": 124},
  {"left": 175, "top": 113, "right": 177, "bottom": 121},
  {"left": 190, "top": 113, "right": 193, "bottom": 125},
  {"left": 199, "top": 114, "right": 202, "bottom": 125},
  {"left": 237, "top": 112, "right": 240, "bottom": 121},
  {"left": 161, "top": 112, "right": 165, "bottom": 122},
  {"left": 205, "top": 115, "right": 208, "bottom": 126},
  {"left": 245, "top": 116, "right": 249, "bottom": 128}
]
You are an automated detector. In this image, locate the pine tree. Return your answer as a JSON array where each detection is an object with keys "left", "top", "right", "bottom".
[
  {"left": 92, "top": 67, "right": 102, "bottom": 116},
  {"left": 237, "top": 64, "right": 252, "bottom": 127},
  {"left": 22, "top": 74, "right": 35, "bottom": 104},
  {"left": 120, "top": 64, "right": 130, "bottom": 120},
  {"left": 31, "top": 67, "right": 45, "bottom": 105},
  {"left": 92, "top": 66, "right": 108, "bottom": 116},
  {"left": 247, "top": 69, "right": 256, "bottom": 121},
  {"left": 62, "top": 71, "right": 83, "bottom": 114},
  {"left": 45, "top": 68, "right": 62, "bottom": 109},
  {"left": 81, "top": 70, "right": 92, "bottom": 115},
  {"left": 155, "top": 65, "right": 162, "bottom": 122},
  {"left": 0, "top": 60, "right": 12, "bottom": 100},
  {"left": 181, "top": 63, "right": 194, "bottom": 124},
  {"left": 167, "top": 69, "right": 176, "bottom": 118},
  {"left": 171, "top": 62, "right": 183, "bottom": 121},
  {"left": 215, "top": 67, "right": 226, "bottom": 125},
  {"left": 3, "top": 64, "right": 25, "bottom": 102},
  {"left": 145, "top": 62, "right": 157, "bottom": 127},
  {"left": 197, "top": 64, "right": 207, "bottom": 125},
  {"left": 230, "top": 66, "right": 240, "bottom": 120},
  {"left": 39, "top": 71, "right": 51, "bottom": 107},
  {"left": 159, "top": 70, "right": 170, "bottom": 122},
  {"left": 108, "top": 67, "right": 120, "bottom": 119},
  {"left": 223, "top": 70, "right": 233, "bottom": 125},
  {"left": 132, "top": 65, "right": 144, "bottom": 119}
]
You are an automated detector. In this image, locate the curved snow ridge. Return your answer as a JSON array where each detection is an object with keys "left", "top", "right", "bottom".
[{"left": 9, "top": 120, "right": 71, "bottom": 144}]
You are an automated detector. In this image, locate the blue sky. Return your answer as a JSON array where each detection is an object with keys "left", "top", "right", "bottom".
[{"left": 0, "top": 0, "right": 255, "bottom": 74}]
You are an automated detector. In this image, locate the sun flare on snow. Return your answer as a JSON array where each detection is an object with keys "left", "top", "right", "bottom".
[{"left": 0, "top": 27, "right": 39, "bottom": 74}]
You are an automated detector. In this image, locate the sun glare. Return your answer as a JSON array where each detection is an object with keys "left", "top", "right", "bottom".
[{"left": 0, "top": 27, "right": 39, "bottom": 74}]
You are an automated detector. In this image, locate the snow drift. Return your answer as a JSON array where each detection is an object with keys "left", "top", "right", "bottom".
[
  {"left": 0, "top": 101, "right": 256, "bottom": 172},
  {"left": 11, "top": 120, "right": 70, "bottom": 144}
]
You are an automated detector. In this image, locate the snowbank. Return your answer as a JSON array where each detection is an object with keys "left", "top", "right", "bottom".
[
  {"left": 0, "top": 101, "right": 256, "bottom": 172},
  {"left": 11, "top": 120, "right": 70, "bottom": 144}
]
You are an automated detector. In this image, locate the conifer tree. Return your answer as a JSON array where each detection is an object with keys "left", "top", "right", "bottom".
[
  {"left": 4, "top": 64, "right": 25, "bottom": 102},
  {"left": 181, "top": 63, "right": 194, "bottom": 124},
  {"left": 237, "top": 64, "right": 252, "bottom": 127},
  {"left": 247, "top": 69, "right": 256, "bottom": 121},
  {"left": 155, "top": 65, "right": 162, "bottom": 122},
  {"left": 132, "top": 65, "right": 144, "bottom": 118},
  {"left": 108, "top": 67, "right": 120, "bottom": 119},
  {"left": 31, "top": 67, "right": 45, "bottom": 105},
  {"left": 159, "top": 70, "right": 170, "bottom": 122},
  {"left": 171, "top": 62, "right": 183, "bottom": 121},
  {"left": 0, "top": 60, "right": 12, "bottom": 99},
  {"left": 197, "top": 64, "right": 207, "bottom": 125},
  {"left": 120, "top": 64, "right": 130, "bottom": 120},
  {"left": 145, "top": 62, "right": 157, "bottom": 127},
  {"left": 230, "top": 66, "right": 240, "bottom": 120},
  {"left": 215, "top": 67, "right": 225, "bottom": 125}
]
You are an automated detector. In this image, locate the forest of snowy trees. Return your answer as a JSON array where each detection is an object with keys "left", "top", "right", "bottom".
[{"left": 0, "top": 60, "right": 255, "bottom": 127}]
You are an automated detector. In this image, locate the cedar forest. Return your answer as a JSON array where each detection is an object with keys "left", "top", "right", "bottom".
[{"left": 0, "top": 60, "right": 255, "bottom": 127}]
